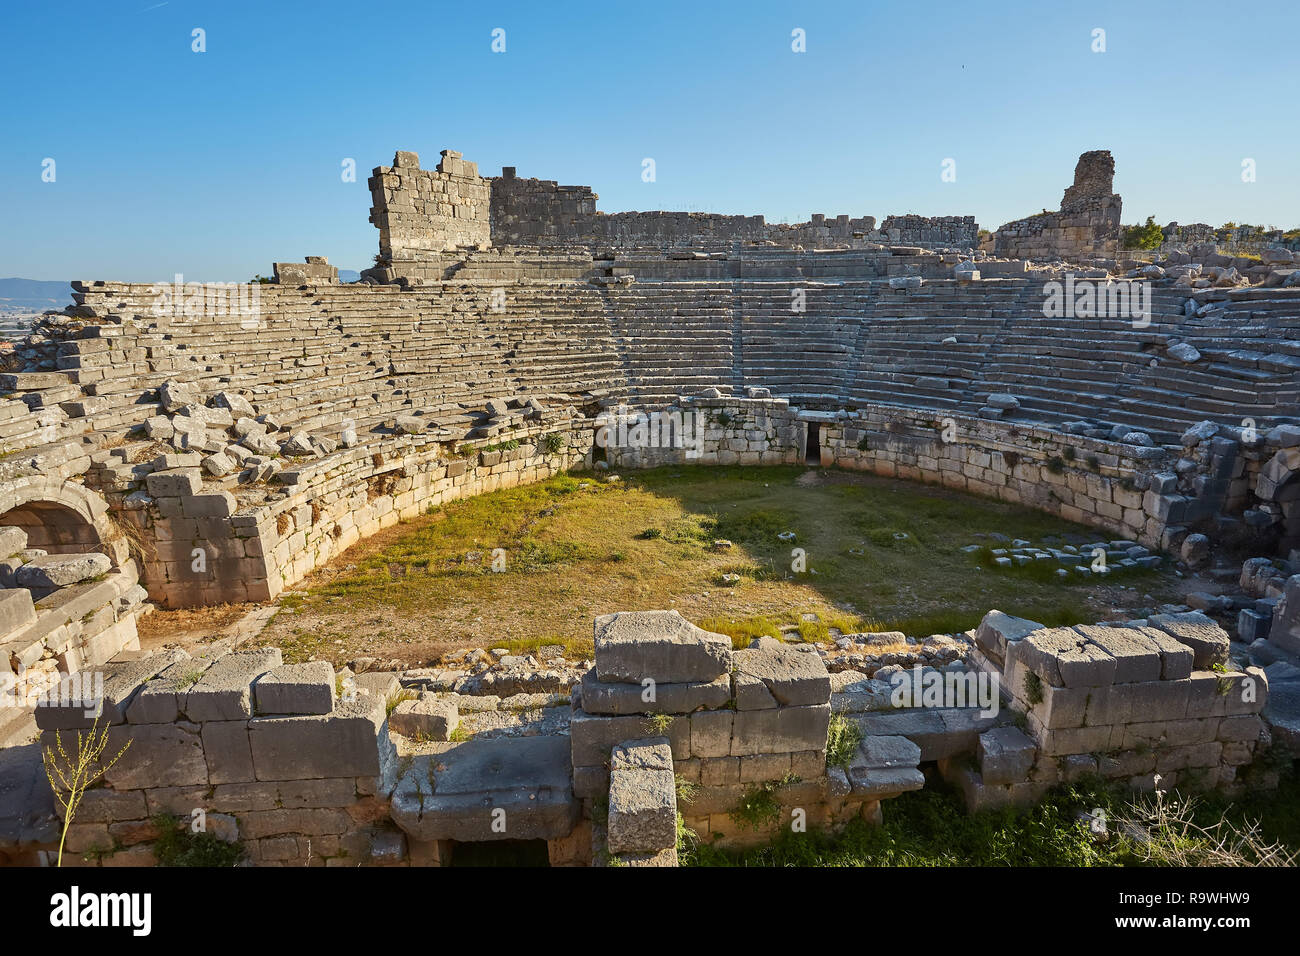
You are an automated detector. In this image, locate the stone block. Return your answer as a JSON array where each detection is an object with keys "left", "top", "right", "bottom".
[
  {"left": 0, "top": 587, "right": 36, "bottom": 634},
  {"left": 978, "top": 726, "right": 1038, "bottom": 786},
  {"left": 856, "top": 734, "right": 921, "bottom": 770},
  {"left": 145, "top": 468, "right": 202, "bottom": 498},
  {"left": 201, "top": 720, "right": 255, "bottom": 784},
  {"left": 730, "top": 704, "right": 830, "bottom": 756},
  {"left": 578, "top": 669, "right": 730, "bottom": 715},
  {"left": 103, "top": 722, "right": 209, "bottom": 789},
  {"left": 688, "top": 708, "right": 733, "bottom": 758},
  {"left": 975, "top": 609, "right": 1044, "bottom": 662},
  {"left": 592, "top": 610, "right": 731, "bottom": 684},
  {"left": 389, "top": 738, "right": 579, "bottom": 842},
  {"left": 733, "top": 671, "right": 778, "bottom": 710},
  {"left": 185, "top": 648, "right": 283, "bottom": 722},
  {"left": 35, "top": 648, "right": 187, "bottom": 729},
  {"left": 570, "top": 707, "right": 690, "bottom": 767},
  {"left": 15, "top": 552, "right": 111, "bottom": 589},
  {"left": 738, "top": 752, "right": 791, "bottom": 783},
  {"left": 253, "top": 661, "right": 336, "bottom": 716},
  {"left": 388, "top": 698, "right": 459, "bottom": 740},
  {"left": 1148, "top": 612, "right": 1230, "bottom": 669},
  {"left": 731, "top": 645, "right": 830, "bottom": 706},
  {"left": 248, "top": 700, "right": 385, "bottom": 780},
  {"left": 607, "top": 738, "right": 677, "bottom": 854},
  {"left": 0, "top": 525, "right": 28, "bottom": 557},
  {"left": 1009, "top": 626, "right": 1116, "bottom": 687},
  {"left": 1133, "top": 626, "right": 1195, "bottom": 680},
  {"left": 1074, "top": 625, "right": 1162, "bottom": 684}
]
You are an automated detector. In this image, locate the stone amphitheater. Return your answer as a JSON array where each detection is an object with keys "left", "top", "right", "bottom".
[{"left": 1, "top": 146, "right": 1298, "bottom": 867}]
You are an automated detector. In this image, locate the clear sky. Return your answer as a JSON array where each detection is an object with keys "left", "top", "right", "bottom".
[{"left": 2, "top": 0, "right": 1297, "bottom": 282}]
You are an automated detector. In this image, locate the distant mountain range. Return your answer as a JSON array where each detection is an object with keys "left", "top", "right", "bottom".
[{"left": 0, "top": 278, "right": 72, "bottom": 313}]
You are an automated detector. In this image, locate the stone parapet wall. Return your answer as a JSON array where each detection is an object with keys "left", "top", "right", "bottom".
[
  {"left": 34, "top": 647, "right": 404, "bottom": 867},
  {"left": 113, "top": 422, "right": 593, "bottom": 607}
]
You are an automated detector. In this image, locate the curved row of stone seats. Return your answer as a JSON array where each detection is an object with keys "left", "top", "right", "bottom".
[
  {"left": 838, "top": 281, "right": 1036, "bottom": 410},
  {"left": 737, "top": 283, "right": 864, "bottom": 403},
  {"left": 600, "top": 282, "right": 736, "bottom": 407},
  {"left": 11, "top": 278, "right": 1298, "bottom": 471}
]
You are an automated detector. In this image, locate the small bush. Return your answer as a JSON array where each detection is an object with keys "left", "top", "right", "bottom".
[
  {"left": 826, "top": 712, "right": 862, "bottom": 769},
  {"left": 153, "top": 815, "right": 244, "bottom": 867}
]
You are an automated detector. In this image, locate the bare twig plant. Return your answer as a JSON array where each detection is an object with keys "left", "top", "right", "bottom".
[
  {"left": 43, "top": 713, "right": 132, "bottom": 867},
  {"left": 1115, "top": 788, "right": 1296, "bottom": 868}
]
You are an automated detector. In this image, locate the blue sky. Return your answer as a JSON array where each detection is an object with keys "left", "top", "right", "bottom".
[{"left": 2, "top": 0, "right": 1297, "bottom": 282}]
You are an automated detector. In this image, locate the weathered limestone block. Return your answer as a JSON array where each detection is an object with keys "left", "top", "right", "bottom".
[
  {"left": 102, "top": 722, "right": 209, "bottom": 789},
  {"left": 730, "top": 704, "right": 831, "bottom": 756},
  {"left": 1132, "top": 626, "right": 1195, "bottom": 680},
  {"left": 145, "top": 468, "right": 202, "bottom": 498},
  {"left": 732, "top": 644, "right": 830, "bottom": 707},
  {"left": 1148, "top": 612, "right": 1230, "bottom": 669},
  {"left": 1008, "top": 626, "right": 1116, "bottom": 688},
  {"left": 201, "top": 719, "right": 255, "bottom": 784},
  {"left": 578, "top": 669, "right": 730, "bottom": 715},
  {"left": 1073, "top": 625, "right": 1162, "bottom": 684},
  {"left": 127, "top": 653, "right": 211, "bottom": 724},
  {"left": 388, "top": 697, "right": 459, "bottom": 740},
  {"left": 184, "top": 648, "right": 283, "bottom": 722},
  {"left": 978, "top": 726, "right": 1038, "bottom": 786},
  {"left": 688, "top": 709, "right": 733, "bottom": 758},
  {"left": 592, "top": 610, "right": 731, "bottom": 684},
  {"left": 570, "top": 708, "right": 690, "bottom": 767},
  {"left": 975, "top": 609, "right": 1044, "bottom": 663},
  {"left": 0, "top": 587, "right": 36, "bottom": 634},
  {"left": 35, "top": 648, "right": 187, "bottom": 729},
  {"left": 607, "top": 737, "right": 677, "bottom": 854},
  {"left": 389, "top": 737, "right": 579, "bottom": 842},
  {"left": 848, "top": 735, "right": 924, "bottom": 796},
  {"left": 15, "top": 552, "right": 111, "bottom": 589},
  {"left": 253, "top": 661, "right": 336, "bottom": 716},
  {"left": 0, "top": 525, "right": 28, "bottom": 557},
  {"left": 247, "top": 698, "right": 386, "bottom": 781}
]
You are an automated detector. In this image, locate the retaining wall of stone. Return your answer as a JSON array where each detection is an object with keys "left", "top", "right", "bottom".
[{"left": 34, "top": 648, "right": 405, "bottom": 867}]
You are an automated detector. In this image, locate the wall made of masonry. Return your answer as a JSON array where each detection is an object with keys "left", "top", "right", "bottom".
[
  {"left": 115, "top": 423, "right": 594, "bottom": 608},
  {"left": 34, "top": 648, "right": 406, "bottom": 868},
  {"left": 369, "top": 150, "right": 491, "bottom": 262},
  {"left": 819, "top": 406, "right": 1178, "bottom": 547},
  {"left": 954, "top": 611, "right": 1271, "bottom": 809}
]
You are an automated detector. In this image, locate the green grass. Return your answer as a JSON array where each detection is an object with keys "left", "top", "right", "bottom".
[
  {"left": 262, "top": 465, "right": 1184, "bottom": 664},
  {"left": 152, "top": 815, "right": 245, "bottom": 867},
  {"left": 686, "top": 773, "right": 1300, "bottom": 867}
]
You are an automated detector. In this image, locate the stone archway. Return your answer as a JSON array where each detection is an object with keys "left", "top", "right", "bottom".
[{"left": 0, "top": 476, "right": 128, "bottom": 567}]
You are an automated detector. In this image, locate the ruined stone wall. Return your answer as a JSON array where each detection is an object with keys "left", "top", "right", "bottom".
[
  {"left": 957, "top": 610, "right": 1270, "bottom": 807},
  {"left": 879, "top": 215, "right": 978, "bottom": 248},
  {"left": 487, "top": 167, "right": 971, "bottom": 252},
  {"left": 34, "top": 648, "right": 406, "bottom": 867},
  {"left": 994, "top": 150, "right": 1122, "bottom": 261},
  {"left": 368, "top": 150, "right": 491, "bottom": 262},
  {"left": 114, "top": 424, "right": 593, "bottom": 608}
]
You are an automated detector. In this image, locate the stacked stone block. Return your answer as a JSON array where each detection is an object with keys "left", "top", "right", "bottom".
[
  {"left": 35, "top": 647, "right": 402, "bottom": 867},
  {"left": 957, "top": 609, "right": 1269, "bottom": 809},
  {"left": 0, "top": 524, "right": 147, "bottom": 686},
  {"left": 994, "top": 151, "right": 1122, "bottom": 261},
  {"left": 571, "top": 611, "right": 878, "bottom": 855},
  {"left": 369, "top": 150, "right": 491, "bottom": 262}
]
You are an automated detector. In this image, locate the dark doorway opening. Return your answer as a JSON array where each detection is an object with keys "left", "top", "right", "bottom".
[
  {"left": 805, "top": 423, "right": 821, "bottom": 465},
  {"left": 591, "top": 432, "right": 607, "bottom": 464},
  {"left": 447, "top": 839, "right": 551, "bottom": 867}
]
